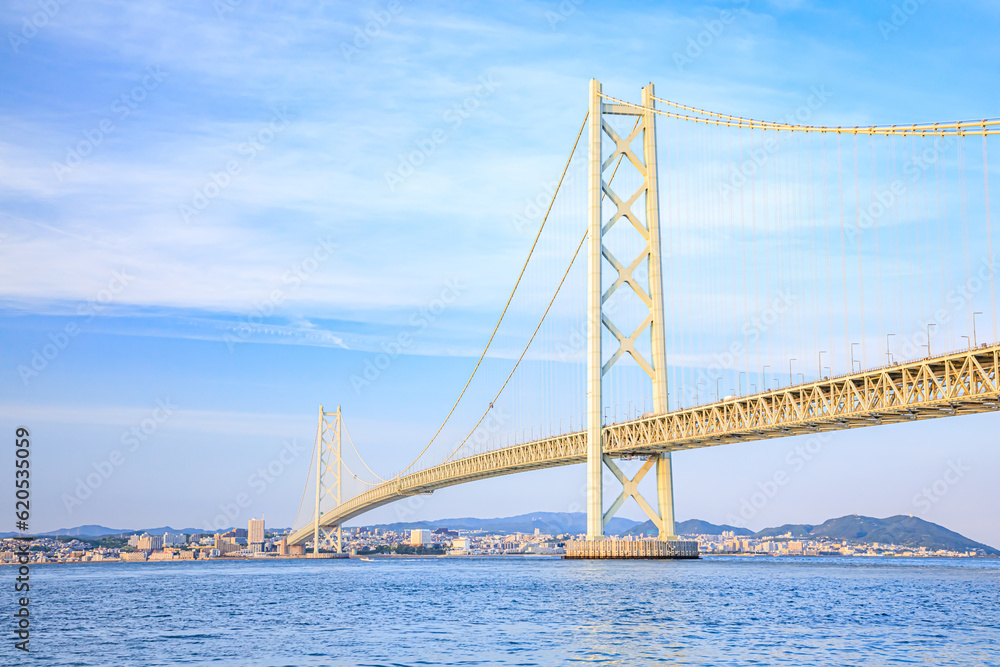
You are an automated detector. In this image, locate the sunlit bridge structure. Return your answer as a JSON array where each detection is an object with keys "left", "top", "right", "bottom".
[{"left": 288, "top": 80, "right": 1000, "bottom": 553}]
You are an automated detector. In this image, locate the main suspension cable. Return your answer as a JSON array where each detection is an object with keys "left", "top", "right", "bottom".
[
  {"left": 342, "top": 420, "right": 387, "bottom": 483},
  {"left": 599, "top": 93, "right": 1000, "bottom": 137},
  {"left": 438, "top": 228, "right": 589, "bottom": 466},
  {"left": 291, "top": 416, "right": 322, "bottom": 532},
  {"left": 390, "top": 110, "right": 590, "bottom": 479}
]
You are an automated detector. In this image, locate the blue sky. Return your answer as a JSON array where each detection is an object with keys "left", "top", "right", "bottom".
[{"left": 2, "top": 1, "right": 1000, "bottom": 547}]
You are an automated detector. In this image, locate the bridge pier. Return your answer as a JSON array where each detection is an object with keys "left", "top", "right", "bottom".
[
  {"left": 586, "top": 79, "right": 677, "bottom": 543},
  {"left": 312, "top": 405, "right": 344, "bottom": 555},
  {"left": 566, "top": 538, "right": 698, "bottom": 559},
  {"left": 655, "top": 452, "right": 675, "bottom": 539}
]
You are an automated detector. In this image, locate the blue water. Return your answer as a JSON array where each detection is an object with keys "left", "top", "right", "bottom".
[{"left": 10, "top": 556, "right": 1000, "bottom": 665}]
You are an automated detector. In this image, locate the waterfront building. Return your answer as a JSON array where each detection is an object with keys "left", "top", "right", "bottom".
[
  {"left": 249, "top": 518, "right": 265, "bottom": 552},
  {"left": 137, "top": 534, "right": 164, "bottom": 551},
  {"left": 409, "top": 529, "right": 433, "bottom": 546},
  {"left": 214, "top": 534, "right": 241, "bottom": 555}
]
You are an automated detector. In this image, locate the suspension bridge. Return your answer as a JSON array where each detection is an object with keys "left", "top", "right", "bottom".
[{"left": 287, "top": 80, "right": 1000, "bottom": 554}]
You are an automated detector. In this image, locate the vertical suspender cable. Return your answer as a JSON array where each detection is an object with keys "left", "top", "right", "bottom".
[
  {"left": 751, "top": 128, "right": 760, "bottom": 389},
  {"left": 729, "top": 125, "right": 738, "bottom": 394},
  {"left": 740, "top": 126, "right": 749, "bottom": 391},
  {"left": 985, "top": 133, "right": 997, "bottom": 341},
  {"left": 938, "top": 137, "right": 949, "bottom": 350},
  {"left": 823, "top": 136, "right": 833, "bottom": 372},
  {"left": 892, "top": 135, "right": 903, "bottom": 351},
  {"left": 839, "top": 135, "right": 849, "bottom": 371},
  {"left": 960, "top": 137, "right": 972, "bottom": 336},
  {"left": 854, "top": 135, "right": 866, "bottom": 369},
  {"left": 872, "top": 136, "right": 883, "bottom": 364}
]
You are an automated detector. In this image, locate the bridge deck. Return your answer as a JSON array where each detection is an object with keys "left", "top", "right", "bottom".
[{"left": 287, "top": 344, "right": 1000, "bottom": 546}]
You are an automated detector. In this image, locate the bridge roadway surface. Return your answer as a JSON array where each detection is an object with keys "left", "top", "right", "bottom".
[{"left": 288, "top": 343, "right": 1000, "bottom": 546}]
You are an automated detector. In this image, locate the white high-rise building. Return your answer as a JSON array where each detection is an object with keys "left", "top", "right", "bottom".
[
  {"left": 163, "top": 532, "right": 186, "bottom": 546},
  {"left": 409, "top": 529, "right": 433, "bottom": 546},
  {"left": 248, "top": 518, "right": 265, "bottom": 551},
  {"left": 137, "top": 534, "right": 163, "bottom": 551}
]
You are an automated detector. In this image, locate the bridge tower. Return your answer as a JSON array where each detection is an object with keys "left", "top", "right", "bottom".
[
  {"left": 586, "top": 80, "right": 675, "bottom": 541},
  {"left": 312, "top": 404, "right": 343, "bottom": 554}
]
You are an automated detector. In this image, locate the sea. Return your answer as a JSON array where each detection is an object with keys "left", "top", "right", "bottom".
[{"left": 10, "top": 555, "right": 1000, "bottom": 666}]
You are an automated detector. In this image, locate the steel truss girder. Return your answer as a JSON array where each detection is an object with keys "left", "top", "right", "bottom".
[
  {"left": 603, "top": 345, "right": 1000, "bottom": 455},
  {"left": 287, "top": 343, "right": 1000, "bottom": 546}
]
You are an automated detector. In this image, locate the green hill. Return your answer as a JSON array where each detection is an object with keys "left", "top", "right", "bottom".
[
  {"left": 625, "top": 514, "right": 995, "bottom": 554},
  {"left": 755, "top": 514, "right": 998, "bottom": 555}
]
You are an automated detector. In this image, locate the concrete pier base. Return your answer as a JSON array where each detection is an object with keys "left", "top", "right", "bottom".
[
  {"left": 565, "top": 539, "right": 699, "bottom": 559},
  {"left": 305, "top": 552, "right": 349, "bottom": 559}
]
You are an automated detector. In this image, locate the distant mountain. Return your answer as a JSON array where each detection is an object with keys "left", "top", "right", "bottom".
[
  {"left": 6, "top": 513, "right": 994, "bottom": 555},
  {"left": 624, "top": 519, "right": 755, "bottom": 537},
  {"left": 356, "top": 512, "right": 643, "bottom": 536},
  {"left": 0, "top": 525, "right": 215, "bottom": 539},
  {"left": 754, "top": 514, "right": 999, "bottom": 555}
]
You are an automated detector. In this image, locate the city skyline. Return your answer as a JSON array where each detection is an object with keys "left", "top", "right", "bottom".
[{"left": 2, "top": 1, "right": 1000, "bottom": 550}]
